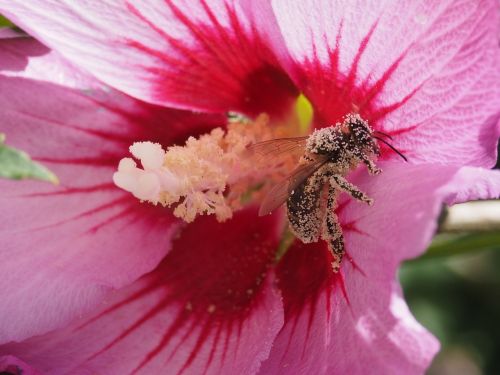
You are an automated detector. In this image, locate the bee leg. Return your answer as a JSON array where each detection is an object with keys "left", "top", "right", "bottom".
[
  {"left": 330, "top": 175, "right": 373, "bottom": 205},
  {"left": 330, "top": 236, "right": 345, "bottom": 273},
  {"left": 322, "top": 186, "right": 345, "bottom": 273},
  {"left": 361, "top": 155, "right": 381, "bottom": 175},
  {"left": 350, "top": 145, "right": 380, "bottom": 175}
]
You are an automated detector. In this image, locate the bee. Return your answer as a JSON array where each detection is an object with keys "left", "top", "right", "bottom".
[{"left": 249, "top": 113, "right": 406, "bottom": 272}]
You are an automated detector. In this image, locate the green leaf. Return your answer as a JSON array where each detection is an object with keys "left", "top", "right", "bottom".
[
  {"left": 0, "top": 15, "right": 13, "bottom": 27},
  {"left": 0, "top": 134, "right": 59, "bottom": 184},
  {"left": 410, "top": 232, "right": 500, "bottom": 262}
]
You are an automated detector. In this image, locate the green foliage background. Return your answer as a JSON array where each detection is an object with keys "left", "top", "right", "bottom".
[
  {"left": 0, "top": 15, "right": 12, "bottom": 27},
  {"left": 402, "top": 249, "right": 500, "bottom": 374}
]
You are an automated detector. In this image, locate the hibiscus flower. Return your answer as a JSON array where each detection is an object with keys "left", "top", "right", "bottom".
[{"left": 1, "top": 1, "right": 499, "bottom": 374}]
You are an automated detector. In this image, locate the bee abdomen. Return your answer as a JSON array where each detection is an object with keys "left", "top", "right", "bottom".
[{"left": 286, "top": 178, "right": 323, "bottom": 243}]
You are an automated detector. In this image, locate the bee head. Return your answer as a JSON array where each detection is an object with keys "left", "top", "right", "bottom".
[{"left": 345, "top": 114, "right": 380, "bottom": 156}]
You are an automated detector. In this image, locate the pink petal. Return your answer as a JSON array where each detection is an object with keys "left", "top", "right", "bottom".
[
  {"left": 0, "top": 36, "right": 105, "bottom": 89},
  {"left": 261, "top": 163, "right": 500, "bottom": 374},
  {"left": 0, "top": 28, "right": 23, "bottom": 39},
  {"left": 341, "top": 163, "right": 456, "bottom": 274},
  {"left": 0, "top": 1, "right": 299, "bottom": 117},
  {"left": 0, "top": 38, "right": 225, "bottom": 343},
  {"left": 330, "top": 164, "right": 500, "bottom": 371},
  {"left": 0, "top": 355, "right": 42, "bottom": 375},
  {"left": 441, "top": 167, "right": 500, "bottom": 204},
  {"left": 0, "top": 207, "right": 284, "bottom": 375},
  {"left": 268, "top": 0, "right": 500, "bottom": 167},
  {"left": 259, "top": 241, "right": 336, "bottom": 375},
  {"left": 327, "top": 279, "right": 439, "bottom": 375}
]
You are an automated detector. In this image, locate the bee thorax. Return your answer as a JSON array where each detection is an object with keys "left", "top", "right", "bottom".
[{"left": 306, "top": 127, "right": 346, "bottom": 156}]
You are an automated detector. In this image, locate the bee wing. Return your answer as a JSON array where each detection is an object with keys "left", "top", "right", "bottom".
[
  {"left": 258, "top": 155, "right": 330, "bottom": 216},
  {"left": 246, "top": 136, "right": 308, "bottom": 159}
]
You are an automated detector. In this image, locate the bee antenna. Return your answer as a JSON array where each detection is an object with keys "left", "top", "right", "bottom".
[
  {"left": 373, "top": 136, "right": 408, "bottom": 162},
  {"left": 373, "top": 130, "right": 393, "bottom": 140}
]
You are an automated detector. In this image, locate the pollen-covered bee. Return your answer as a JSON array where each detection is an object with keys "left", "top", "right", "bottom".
[{"left": 249, "top": 113, "right": 406, "bottom": 272}]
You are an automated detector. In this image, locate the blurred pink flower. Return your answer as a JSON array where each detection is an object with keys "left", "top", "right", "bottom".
[{"left": 0, "top": 1, "right": 500, "bottom": 374}]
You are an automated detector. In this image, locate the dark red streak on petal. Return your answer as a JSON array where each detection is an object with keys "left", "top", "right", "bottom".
[
  {"left": 18, "top": 183, "right": 116, "bottom": 198},
  {"left": 344, "top": 251, "right": 366, "bottom": 277},
  {"left": 334, "top": 200, "right": 369, "bottom": 266},
  {"left": 83, "top": 203, "right": 143, "bottom": 235},
  {"left": 125, "top": 1, "right": 299, "bottom": 118},
  {"left": 94, "top": 98, "right": 226, "bottom": 148},
  {"left": 12, "top": 109, "right": 134, "bottom": 145},
  {"left": 336, "top": 271, "right": 351, "bottom": 307},
  {"left": 342, "top": 220, "right": 369, "bottom": 237},
  {"left": 28, "top": 196, "right": 130, "bottom": 232},
  {"left": 343, "top": 22, "right": 380, "bottom": 104},
  {"left": 385, "top": 124, "right": 419, "bottom": 137},
  {"left": 277, "top": 241, "right": 335, "bottom": 320},
  {"left": 335, "top": 198, "right": 350, "bottom": 216},
  {"left": 34, "top": 156, "right": 120, "bottom": 167},
  {"left": 337, "top": 203, "right": 370, "bottom": 276},
  {"left": 301, "top": 20, "right": 420, "bottom": 134},
  {"left": 367, "top": 85, "right": 420, "bottom": 125},
  {"left": 79, "top": 207, "right": 281, "bottom": 374},
  {"left": 276, "top": 240, "right": 343, "bottom": 357},
  {"left": 275, "top": 211, "right": 373, "bottom": 358}
]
